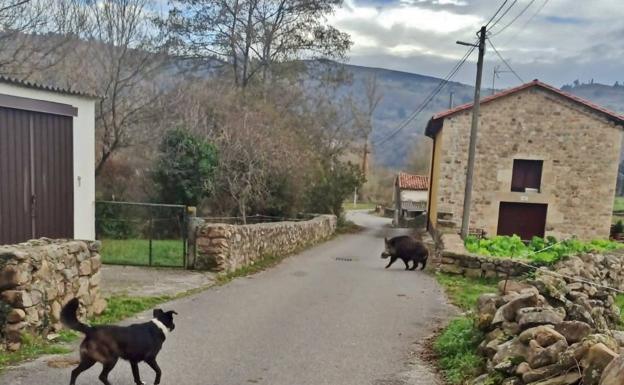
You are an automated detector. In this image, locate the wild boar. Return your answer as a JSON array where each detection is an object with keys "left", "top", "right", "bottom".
[{"left": 381, "top": 235, "right": 429, "bottom": 271}]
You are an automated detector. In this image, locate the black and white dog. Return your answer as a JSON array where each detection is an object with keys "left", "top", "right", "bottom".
[{"left": 61, "top": 298, "right": 177, "bottom": 385}]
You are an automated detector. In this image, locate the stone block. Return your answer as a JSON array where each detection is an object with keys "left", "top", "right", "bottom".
[
  {"left": 1, "top": 290, "right": 33, "bottom": 308},
  {"left": 6, "top": 308, "right": 26, "bottom": 323},
  {"left": 439, "top": 263, "right": 464, "bottom": 275},
  {"left": 78, "top": 260, "right": 92, "bottom": 276},
  {"left": 90, "top": 255, "right": 102, "bottom": 271}
]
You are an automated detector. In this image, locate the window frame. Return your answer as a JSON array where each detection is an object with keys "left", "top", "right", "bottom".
[{"left": 511, "top": 159, "right": 543, "bottom": 193}]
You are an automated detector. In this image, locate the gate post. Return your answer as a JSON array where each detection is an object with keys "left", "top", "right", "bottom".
[{"left": 185, "top": 206, "right": 197, "bottom": 269}]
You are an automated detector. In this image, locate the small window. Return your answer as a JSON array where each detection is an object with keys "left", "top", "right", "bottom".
[{"left": 511, "top": 159, "right": 543, "bottom": 192}]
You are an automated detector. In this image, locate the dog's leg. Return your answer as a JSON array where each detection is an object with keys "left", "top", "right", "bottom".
[
  {"left": 145, "top": 358, "right": 162, "bottom": 385},
  {"left": 131, "top": 361, "right": 146, "bottom": 385},
  {"left": 98, "top": 359, "right": 118, "bottom": 385},
  {"left": 70, "top": 357, "right": 95, "bottom": 385},
  {"left": 385, "top": 257, "right": 397, "bottom": 269}
]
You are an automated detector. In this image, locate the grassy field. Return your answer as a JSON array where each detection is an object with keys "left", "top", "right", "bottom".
[
  {"left": 342, "top": 202, "right": 377, "bottom": 211},
  {"left": 434, "top": 273, "right": 499, "bottom": 310},
  {"left": 100, "top": 239, "right": 184, "bottom": 267}
]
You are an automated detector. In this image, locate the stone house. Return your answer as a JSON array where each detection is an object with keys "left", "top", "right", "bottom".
[
  {"left": 425, "top": 80, "right": 624, "bottom": 240},
  {"left": 0, "top": 77, "right": 97, "bottom": 245},
  {"left": 393, "top": 172, "right": 428, "bottom": 224}
]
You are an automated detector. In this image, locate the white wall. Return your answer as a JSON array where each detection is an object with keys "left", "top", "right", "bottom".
[
  {"left": 0, "top": 83, "right": 96, "bottom": 240},
  {"left": 400, "top": 190, "right": 428, "bottom": 202}
]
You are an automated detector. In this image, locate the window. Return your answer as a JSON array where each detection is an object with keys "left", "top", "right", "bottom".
[{"left": 511, "top": 159, "right": 543, "bottom": 192}]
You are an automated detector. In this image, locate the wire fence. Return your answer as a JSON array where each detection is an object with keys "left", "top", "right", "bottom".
[{"left": 95, "top": 201, "right": 188, "bottom": 268}]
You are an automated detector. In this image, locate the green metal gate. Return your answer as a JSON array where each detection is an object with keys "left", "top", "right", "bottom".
[{"left": 95, "top": 201, "right": 188, "bottom": 267}]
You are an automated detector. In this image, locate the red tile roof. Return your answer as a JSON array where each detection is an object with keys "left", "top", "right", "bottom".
[
  {"left": 397, "top": 172, "right": 429, "bottom": 190},
  {"left": 425, "top": 79, "right": 624, "bottom": 137}
]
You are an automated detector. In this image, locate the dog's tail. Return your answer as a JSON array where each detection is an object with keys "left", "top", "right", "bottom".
[{"left": 61, "top": 298, "right": 91, "bottom": 334}]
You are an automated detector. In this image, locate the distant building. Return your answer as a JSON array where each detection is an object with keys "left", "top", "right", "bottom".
[
  {"left": 425, "top": 80, "right": 624, "bottom": 240},
  {"left": 393, "top": 172, "right": 428, "bottom": 225}
]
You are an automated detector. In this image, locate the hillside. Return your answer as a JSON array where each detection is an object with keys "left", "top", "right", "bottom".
[{"left": 337, "top": 64, "right": 624, "bottom": 169}]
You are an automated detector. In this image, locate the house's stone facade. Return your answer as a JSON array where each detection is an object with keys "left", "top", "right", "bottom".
[{"left": 429, "top": 86, "right": 622, "bottom": 240}]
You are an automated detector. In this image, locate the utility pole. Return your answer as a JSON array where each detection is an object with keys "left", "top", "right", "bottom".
[
  {"left": 449, "top": 91, "right": 454, "bottom": 109},
  {"left": 458, "top": 25, "right": 486, "bottom": 239}
]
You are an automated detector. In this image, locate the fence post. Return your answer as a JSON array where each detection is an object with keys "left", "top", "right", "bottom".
[
  {"left": 185, "top": 206, "right": 197, "bottom": 269},
  {"left": 148, "top": 215, "right": 153, "bottom": 266}
]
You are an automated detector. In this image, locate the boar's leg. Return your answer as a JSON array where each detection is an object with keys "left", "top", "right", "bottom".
[
  {"left": 385, "top": 256, "right": 397, "bottom": 269},
  {"left": 409, "top": 259, "right": 417, "bottom": 270},
  {"left": 420, "top": 257, "right": 427, "bottom": 270},
  {"left": 403, "top": 258, "right": 410, "bottom": 270}
]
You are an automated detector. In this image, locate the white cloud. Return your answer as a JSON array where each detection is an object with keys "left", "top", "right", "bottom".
[{"left": 329, "top": 0, "right": 624, "bottom": 87}]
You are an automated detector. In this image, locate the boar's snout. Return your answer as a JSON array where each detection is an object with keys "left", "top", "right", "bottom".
[{"left": 381, "top": 251, "right": 390, "bottom": 259}]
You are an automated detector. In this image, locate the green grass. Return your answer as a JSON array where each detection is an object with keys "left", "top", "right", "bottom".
[
  {"left": 614, "top": 197, "right": 624, "bottom": 212},
  {"left": 215, "top": 254, "right": 287, "bottom": 285},
  {"left": 435, "top": 273, "right": 499, "bottom": 311},
  {"left": 100, "top": 239, "right": 184, "bottom": 267},
  {"left": 432, "top": 274, "right": 500, "bottom": 384},
  {"left": 342, "top": 202, "right": 377, "bottom": 211},
  {"left": 0, "top": 334, "right": 72, "bottom": 373},
  {"left": 616, "top": 294, "right": 624, "bottom": 326},
  {"left": 91, "top": 295, "right": 173, "bottom": 325},
  {"left": 434, "top": 317, "right": 486, "bottom": 385}
]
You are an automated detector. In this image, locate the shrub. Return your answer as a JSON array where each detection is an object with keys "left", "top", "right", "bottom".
[
  {"left": 152, "top": 128, "right": 218, "bottom": 207},
  {"left": 614, "top": 220, "right": 624, "bottom": 234},
  {"left": 95, "top": 202, "right": 139, "bottom": 239},
  {"left": 464, "top": 235, "right": 623, "bottom": 265}
]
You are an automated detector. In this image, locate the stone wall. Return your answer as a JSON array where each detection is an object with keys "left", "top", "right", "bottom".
[
  {"left": 471, "top": 251, "right": 624, "bottom": 385},
  {"left": 0, "top": 239, "right": 107, "bottom": 351},
  {"left": 430, "top": 233, "right": 533, "bottom": 278},
  {"left": 191, "top": 215, "right": 337, "bottom": 272},
  {"left": 432, "top": 86, "right": 622, "bottom": 240}
]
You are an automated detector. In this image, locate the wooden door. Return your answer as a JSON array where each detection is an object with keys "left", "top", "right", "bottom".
[
  {"left": 0, "top": 107, "right": 73, "bottom": 244},
  {"left": 497, "top": 202, "right": 548, "bottom": 240}
]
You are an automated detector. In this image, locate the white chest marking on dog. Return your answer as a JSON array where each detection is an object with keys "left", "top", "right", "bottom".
[{"left": 151, "top": 319, "right": 169, "bottom": 336}]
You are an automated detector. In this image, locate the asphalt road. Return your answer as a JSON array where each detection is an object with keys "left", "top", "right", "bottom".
[{"left": 1, "top": 211, "right": 454, "bottom": 385}]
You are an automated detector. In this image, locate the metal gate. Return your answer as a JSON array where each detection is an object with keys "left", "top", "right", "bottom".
[
  {"left": 0, "top": 107, "right": 73, "bottom": 244},
  {"left": 95, "top": 201, "right": 187, "bottom": 268}
]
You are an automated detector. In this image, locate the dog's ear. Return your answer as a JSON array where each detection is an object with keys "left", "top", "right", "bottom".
[
  {"left": 153, "top": 309, "right": 164, "bottom": 318},
  {"left": 169, "top": 310, "right": 178, "bottom": 316}
]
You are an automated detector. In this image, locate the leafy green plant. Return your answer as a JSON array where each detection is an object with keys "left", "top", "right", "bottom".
[
  {"left": 152, "top": 128, "right": 218, "bottom": 207},
  {"left": 434, "top": 317, "right": 485, "bottom": 384},
  {"left": 614, "top": 220, "right": 624, "bottom": 234},
  {"left": 465, "top": 235, "right": 623, "bottom": 265}
]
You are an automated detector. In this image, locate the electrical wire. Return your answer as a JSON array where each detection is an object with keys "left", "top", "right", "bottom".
[
  {"left": 488, "top": 38, "right": 524, "bottom": 83},
  {"left": 489, "top": 0, "right": 537, "bottom": 37},
  {"left": 488, "top": 0, "right": 519, "bottom": 32},
  {"left": 485, "top": 0, "right": 510, "bottom": 28},
  {"left": 373, "top": 42, "right": 478, "bottom": 147},
  {"left": 503, "top": 0, "right": 550, "bottom": 45}
]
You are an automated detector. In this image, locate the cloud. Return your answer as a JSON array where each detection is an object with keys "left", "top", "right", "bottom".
[{"left": 330, "top": 0, "right": 624, "bottom": 87}]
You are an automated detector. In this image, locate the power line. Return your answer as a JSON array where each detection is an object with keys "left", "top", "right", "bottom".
[
  {"left": 503, "top": 0, "right": 550, "bottom": 45},
  {"left": 488, "top": 0, "right": 519, "bottom": 31},
  {"left": 487, "top": 38, "right": 524, "bottom": 83},
  {"left": 485, "top": 0, "right": 510, "bottom": 28},
  {"left": 489, "top": 0, "right": 537, "bottom": 37},
  {"left": 373, "top": 43, "right": 477, "bottom": 147}
]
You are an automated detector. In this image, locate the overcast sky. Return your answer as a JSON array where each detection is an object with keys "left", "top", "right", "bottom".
[{"left": 328, "top": 0, "right": 624, "bottom": 88}]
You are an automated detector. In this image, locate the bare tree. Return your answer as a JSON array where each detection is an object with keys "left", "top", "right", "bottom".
[
  {"left": 76, "top": 0, "right": 170, "bottom": 176},
  {"left": 352, "top": 72, "right": 382, "bottom": 175},
  {"left": 0, "top": 0, "right": 88, "bottom": 78},
  {"left": 161, "top": 0, "right": 351, "bottom": 88}
]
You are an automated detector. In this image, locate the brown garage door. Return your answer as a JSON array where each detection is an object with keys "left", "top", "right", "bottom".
[
  {"left": 0, "top": 107, "right": 73, "bottom": 244},
  {"left": 497, "top": 202, "right": 548, "bottom": 240}
]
